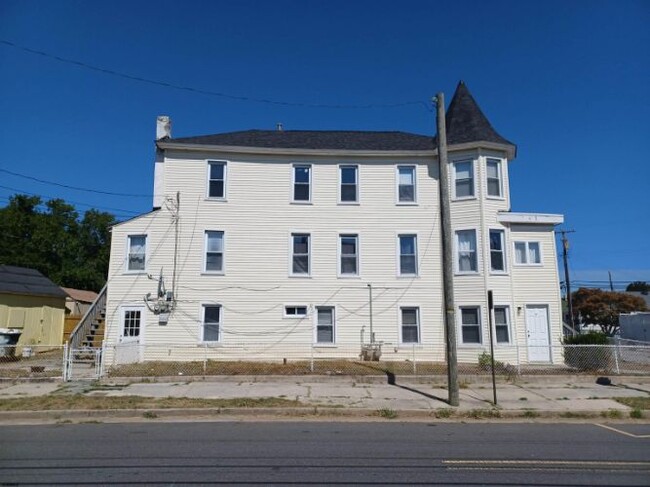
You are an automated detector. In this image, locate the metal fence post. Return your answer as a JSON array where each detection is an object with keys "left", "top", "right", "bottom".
[
  {"left": 310, "top": 344, "right": 314, "bottom": 373},
  {"left": 516, "top": 344, "right": 521, "bottom": 375},
  {"left": 62, "top": 342, "right": 69, "bottom": 382},
  {"left": 203, "top": 343, "right": 208, "bottom": 376},
  {"left": 613, "top": 340, "right": 620, "bottom": 375},
  {"left": 412, "top": 344, "right": 417, "bottom": 375},
  {"left": 99, "top": 340, "right": 106, "bottom": 378}
]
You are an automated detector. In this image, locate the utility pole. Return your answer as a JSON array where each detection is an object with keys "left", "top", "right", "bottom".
[
  {"left": 558, "top": 229, "right": 575, "bottom": 333},
  {"left": 435, "top": 92, "right": 459, "bottom": 407},
  {"left": 608, "top": 271, "right": 614, "bottom": 292}
]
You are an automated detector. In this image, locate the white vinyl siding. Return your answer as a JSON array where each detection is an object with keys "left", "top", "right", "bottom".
[
  {"left": 126, "top": 235, "right": 146, "bottom": 272},
  {"left": 456, "top": 229, "right": 478, "bottom": 273},
  {"left": 339, "top": 165, "right": 358, "bottom": 203},
  {"left": 204, "top": 231, "right": 224, "bottom": 273},
  {"left": 453, "top": 160, "right": 474, "bottom": 199},
  {"left": 292, "top": 165, "right": 311, "bottom": 203},
  {"left": 396, "top": 165, "right": 416, "bottom": 203},
  {"left": 202, "top": 305, "right": 221, "bottom": 342},
  {"left": 207, "top": 161, "right": 226, "bottom": 199}
]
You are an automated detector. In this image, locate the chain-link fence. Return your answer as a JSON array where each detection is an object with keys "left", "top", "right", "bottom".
[
  {"left": 101, "top": 341, "right": 650, "bottom": 380},
  {"left": 0, "top": 344, "right": 67, "bottom": 380}
]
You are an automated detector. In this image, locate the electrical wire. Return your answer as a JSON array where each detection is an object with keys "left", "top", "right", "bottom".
[
  {"left": 0, "top": 167, "right": 152, "bottom": 198},
  {"left": 0, "top": 39, "right": 429, "bottom": 110}
]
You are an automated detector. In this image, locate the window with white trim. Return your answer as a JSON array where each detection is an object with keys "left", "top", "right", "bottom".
[
  {"left": 398, "top": 234, "right": 418, "bottom": 276},
  {"left": 127, "top": 235, "right": 147, "bottom": 271},
  {"left": 460, "top": 306, "right": 481, "bottom": 344},
  {"left": 400, "top": 307, "right": 420, "bottom": 343},
  {"left": 453, "top": 161, "right": 474, "bottom": 198},
  {"left": 285, "top": 306, "right": 308, "bottom": 318},
  {"left": 121, "top": 309, "right": 141, "bottom": 337},
  {"left": 456, "top": 230, "right": 478, "bottom": 273},
  {"left": 514, "top": 241, "right": 541, "bottom": 265},
  {"left": 339, "top": 165, "right": 358, "bottom": 203},
  {"left": 486, "top": 158, "right": 503, "bottom": 197},
  {"left": 397, "top": 165, "right": 416, "bottom": 203},
  {"left": 291, "top": 233, "right": 310, "bottom": 275},
  {"left": 489, "top": 229, "right": 506, "bottom": 272},
  {"left": 207, "top": 161, "right": 226, "bottom": 199},
  {"left": 204, "top": 231, "right": 224, "bottom": 272},
  {"left": 316, "top": 306, "right": 335, "bottom": 344},
  {"left": 339, "top": 234, "right": 358, "bottom": 276},
  {"left": 293, "top": 165, "right": 311, "bottom": 202},
  {"left": 494, "top": 306, "right": 510, "bottom": 343},
  {"left": 202, "top": 305, "right": 221, "bottom": 342}
]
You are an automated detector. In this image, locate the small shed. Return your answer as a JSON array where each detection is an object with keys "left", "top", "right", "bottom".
[
  {"left": 0, "top": 265, "right": 68, "bottom": 347},
  {"left": 61, "top": 287, "right": 98, "bottom": 316}
]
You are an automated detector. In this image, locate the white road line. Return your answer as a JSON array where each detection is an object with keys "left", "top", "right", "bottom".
[{"left": 595, "top": 423, "right": 650, "bottom": 439}]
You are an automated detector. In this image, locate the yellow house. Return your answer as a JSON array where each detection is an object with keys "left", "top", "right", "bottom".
[{"left": 0, "top": 265, "right": 68, "bottom": 347}]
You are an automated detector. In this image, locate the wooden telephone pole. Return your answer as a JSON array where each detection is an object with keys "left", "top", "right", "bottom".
[{"left": 558, "top": 229, "right": 576, "bottom": 332}]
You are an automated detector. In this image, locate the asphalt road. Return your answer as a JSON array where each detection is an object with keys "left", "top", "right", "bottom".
[{"left": 1, "top": 422, "right": 649, "bottom": 486}]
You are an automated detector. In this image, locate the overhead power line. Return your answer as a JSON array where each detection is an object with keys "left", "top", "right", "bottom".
[
  {"left": 0, "top": 167, "right": 152, "bottom": 198},
  {"left": 1, "top": 39, "right": 429, "bottom": 110}
]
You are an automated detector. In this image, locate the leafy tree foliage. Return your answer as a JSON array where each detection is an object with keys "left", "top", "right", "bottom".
[
  {"left": 0, "top": 194, "right": 116, "bottom": 292},
  {"left": 625, "top": 281, "right": 650, "bottom": 294},
  {"left": 572, "top": 288, "right": 648, "bottom": 336}
]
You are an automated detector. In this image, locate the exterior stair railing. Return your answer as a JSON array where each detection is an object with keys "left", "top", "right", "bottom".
[{"left": 69, "top": 283, "right": 107, "bottom": 350}]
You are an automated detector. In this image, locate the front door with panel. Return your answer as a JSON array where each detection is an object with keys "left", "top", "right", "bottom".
[
  {"left": 115, "top": 306, "right": 145, "bottom": 364},
  {"left": 525, "top": 305, "right": 551, "bottom": 362}
]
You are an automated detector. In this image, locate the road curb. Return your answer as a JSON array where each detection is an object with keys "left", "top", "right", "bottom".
[{"left": 0, "top": 406, "right": 647, "bottom": 424}]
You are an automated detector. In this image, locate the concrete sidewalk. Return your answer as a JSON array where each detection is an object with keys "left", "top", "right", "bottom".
[{"left": 0, "top": 375, "right": 648, "bottom": 422}]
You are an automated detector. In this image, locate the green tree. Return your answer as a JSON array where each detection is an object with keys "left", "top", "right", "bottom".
[
  {"left": 0, "top": 194, "right": 116, "bottom": 291},
  {"left": 572, "top": 288, "right": 648, "bottom": 336},
  {"left": 626, "top": 281, "right": 650, "bottom": 294}
]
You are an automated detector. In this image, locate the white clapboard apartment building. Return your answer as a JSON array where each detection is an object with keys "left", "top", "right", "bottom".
[{"left": 104, "top": 81, "right": 564, "bottom": 366}]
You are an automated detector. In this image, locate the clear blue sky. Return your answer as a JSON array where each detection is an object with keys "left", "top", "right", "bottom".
[{"left": 1, "top": 0, "right": 648, "bottom": 288}]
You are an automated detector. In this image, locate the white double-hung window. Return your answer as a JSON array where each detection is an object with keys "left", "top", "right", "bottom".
[
  {"left": 489, "top": 229, "right": 506, "bottom": 272},
  {"left": 316, "top": 306, "right": 335, "bottom": 344},
  {"left": 127, "top": 235, "right": 147, "bottom": 272},
  {"left": 291, "top": 233, "right": 310, "bottom": 276},
  {"left": 207, "top": 161, "right": 226, "bottom": 199},
  {"left": 494, "top": 306, "right": 511, "bottom": 344},
  {"left": 460, "top": 306, "right": 481, "bottom": 344},
  {"left": 453, "top": 161, "right": 474, "bottom": 199},
  {"left": 339, "top": 165, "right": 358, "bottom": 203},
  {"left": 292, "top": 165, "right": 311, "bottom": 202},
  {"left": 398, "top": 234, "right": 418, "bottom": 276},
  {"left": 202, "top": 305, "right": 221, "bottom": 342},
  {"left": 514, "top": 241, "right": 541, "bottom": 265},
  {"left": 400, "top": 307, "right": 420, "bottom": 344},
  {"left": 486, "top": 158, "right": 503, "bottom": 197},
  {"left": 397, "top": 165, "right": 416, "bottom": 203},
  {"left": 339, "top": 234, "right": 359, "bottom": 276},
  {"left": 204, "top": 231, "right": 224, "bottom": 273},
  {"left": 456, "top": 230, "right": 478, "bottom": 273}
]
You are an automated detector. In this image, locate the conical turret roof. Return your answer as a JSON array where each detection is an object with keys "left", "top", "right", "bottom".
[{"left": 444, "top": 81, "right": 515, "bottom": 150}]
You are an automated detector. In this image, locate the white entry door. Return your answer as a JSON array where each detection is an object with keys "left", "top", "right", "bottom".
[
  {"left": 525, "top": 305, "right": 551, "bottom": 362},
  {"left": 115, "top": 307, "right": 145, "bottom": 364}
]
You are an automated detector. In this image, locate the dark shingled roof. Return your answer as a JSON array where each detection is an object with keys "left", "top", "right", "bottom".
[
  {"left": 163, "top": 81, "right": 514, "bottom": 151},
  {"left": 0, "top": 265, "right": 68, "bottom": 299},
  {"left": 443, "top": 81, "right": 515, "bottom": 147},
  {"left": 167, "top": 130, "right": 435, "bottom": 151}
]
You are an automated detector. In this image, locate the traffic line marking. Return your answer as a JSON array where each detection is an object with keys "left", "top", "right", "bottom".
[
  {"left": 443, "top": 460, "right": 650, "bottom": 466},
  {"left": 595, "top": 423, "right": 650, "bottom": 439}
]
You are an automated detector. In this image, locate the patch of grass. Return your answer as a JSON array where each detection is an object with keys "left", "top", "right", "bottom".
[
  {"left": 630, "top": 408, "right": 644, "bottom": 419},
  {"left": 458, "top": 380, "right": 471, "bottom": 389},
  {"left": 518, "top": 397, "right": 528, "bottom": 401},
  {"left": 560, "top": 411, "right": 589, "bottom": 419},
  {"left": 558, "top": 397, "right": 569, "bottom": 400},
  {"left": 377, "top": 408, "right": 398, "bottom": 419},
  {"left": 435, "top": 408, "right": 454, "bottom": 419},
  {"left": 614, "top": 397, "right": 650, "bottom": 410},
  {"left": 467, "top": 409, "right": 501, "bottom": 419},
  {"left": 0, "top": 394, "right": 304, "bottom": 411},
  {"left": 601, "top": 409, "right": 622, "bottom": 419},
  {"left": 522, "top": 410, "right": 539, "bottom": 418},
  {"left": 142, "top": 411, "right": 158, "bottom": 419}
]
